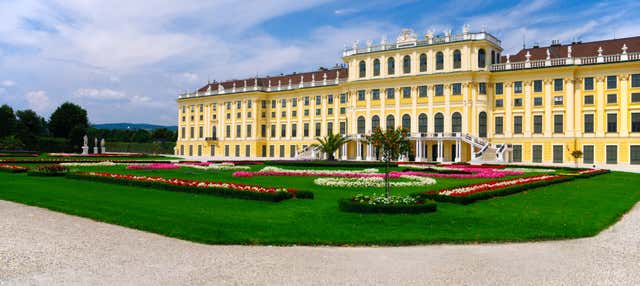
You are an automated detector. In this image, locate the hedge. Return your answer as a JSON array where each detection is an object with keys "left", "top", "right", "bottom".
[
  {"left": 65, "top": 172, "right": 296, "bottom": 202},
  {"left": 418, "top": 176, "right": 575, "bottom": 205},
  {"left": 576, "top": 169, "right": 610, "bottom": 178},
  {"left": 338, "top": 198, "right": 437, "bottom": 214},
  {"left": 265, "top": 160, "right": 394, "bottom": 168},
  {"left": 0, "top": 164, "right": 29, "bottom": 173}
]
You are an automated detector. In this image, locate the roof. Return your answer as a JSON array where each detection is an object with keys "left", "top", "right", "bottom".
[
  {"left": 197, "top": 67, "right": 348, "bottom": 93},
  {"left": 503, "top": 36, "right": 640, "bottom": 62}
]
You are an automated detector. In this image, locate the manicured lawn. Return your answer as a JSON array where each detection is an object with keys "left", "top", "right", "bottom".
[{"left": 0, "top": 166, "right": 639, "bottom": 245}]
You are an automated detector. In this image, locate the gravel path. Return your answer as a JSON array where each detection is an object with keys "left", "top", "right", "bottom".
[{"left": 1, "top": 200, "right": 639, "bottom": 286}]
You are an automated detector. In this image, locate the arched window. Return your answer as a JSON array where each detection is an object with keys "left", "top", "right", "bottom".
[
  {"left": 453, "top": 50, "right": 461, "bottom": 69},
  {"left": 403, "top": 55, "right": 411, "bottom": 74},
  {"left": 386, "top": 114, "right": 395, "bottom": 130},
  {"left": 491, "top": 50, "right": 496, "bottom": 65},
  {"left": 436, "top": 52, "right": 444, "bottom": 70},
  {"left": 478, "top": 49, "right": 486, "bottom": 68},
  {"left": 402, "top": 114, "right": 411, "bottom": 131},
  {"left": 434, "top": 113, "right": 444, "bottom": 133},
  {"left": 452, "top": 112, "right": 462, "bottom": 132},
  {"left": 359, "top": 60, "right": 366, "bottom": 78},
  {"left": 372, "top": 115, "right": 380, "bottom": 131},
  {"left": 418, "top": 113, "right": 428, "bottom": 133},
  {"left": 419, "top": 53, "right": 427, "bottom": 72},
  {"left": 373, "top": 59, "right": 380, "bottom": 76},
  {"left": 496, "top": 53, "right": 501, "bottom": 64},
  {"left": 357, "top": 116, "right": 365, "bottom": 134},
  {"left": 387, "top": 57, "right": 395, "bottom": 75},
  {"left": 478, "top": 112, "right": 487, "bottom": 138}
]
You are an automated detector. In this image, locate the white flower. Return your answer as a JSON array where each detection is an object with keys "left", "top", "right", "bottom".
[{"left": 314, "top": 175, "right": 436, "bottom": 188}]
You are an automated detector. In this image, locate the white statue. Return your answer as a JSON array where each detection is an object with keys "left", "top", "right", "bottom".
[{"left": 83, "top": 135, "right": 88, "bottom": 147}]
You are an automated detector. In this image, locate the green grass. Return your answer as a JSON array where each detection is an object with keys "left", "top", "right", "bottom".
[{"left": 0, "top": 165, "right": 639, "bottom": 246}]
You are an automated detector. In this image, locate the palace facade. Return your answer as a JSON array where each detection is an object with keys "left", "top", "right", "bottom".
[{"left": 176, "top": 27, "right": 640, "bottom": 167}]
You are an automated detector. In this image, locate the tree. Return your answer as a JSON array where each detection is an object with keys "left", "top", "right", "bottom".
[
  {"left": 365, "top": 127, "right": 410, "bottom": 197},
  {"left": 571, "top": 150, "right": 583, "bottom": 168},
  {"left": 0, "top": 105, "right": 17, "bottom": 138},
  {"left": 312, "top": 133, "right": 350, "bottom": 161},
  {"left": 132, "top": 129, "right": 151, "bottom": 143},
  {"left": 151, "top": 128, "right": 176, "bottom": 143},
  {"left": 49, "top": 102, "right": 89, "bottom": 138},
  {"left": 16, "top": 109, "right": 46, "bottom": 148}
]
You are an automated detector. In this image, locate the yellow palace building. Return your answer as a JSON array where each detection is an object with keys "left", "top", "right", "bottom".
[{"left": 176, "top": 26, "right": 640, "bottom": 167}]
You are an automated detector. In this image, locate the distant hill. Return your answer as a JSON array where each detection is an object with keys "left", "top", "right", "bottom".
[{"left": 92, "top": 123, "right": 178, "bottom": 131}]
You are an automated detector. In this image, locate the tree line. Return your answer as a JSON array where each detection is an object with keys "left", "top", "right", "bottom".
[{"left": 0, "top": 102, "right": 176, "bottom": 152}]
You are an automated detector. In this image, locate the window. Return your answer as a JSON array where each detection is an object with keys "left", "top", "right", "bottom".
[
  {"left": 402, "top": 87, "right": 411, "bottom": 98},
  {"left": 247, "top": 111, "right": 252, "bottom": 118},
  {"left": 533, "top": 115, "right": 543, "bottom": 134},
  {"left": 303, "top": 123, "right": 309, "bottom": 137},
  {"left": 533, "top": 80, "right": 543, "bottom": 93},
  {"left": 419, "top": 54, "right": 427, "bottom": 72},
  {"left": 372, "top": 115, "right": 380, "bottom": 130},
  {"left": 607, "top": 113, "right": 617, "bottom": 133},
  {"left": 512, "top": 145, "right": 522, "bottom": 162},
  {"left": 387, "top": 57, "right": 395, "bottom": 75},
  {"left": 495, "top": 83, "right": 503, "bottom": 95},
  {"left": 235, "top": 145, "right": 240, "bottom": 157},
  {"left": 607, "top": 75, "right": 617, "bottom": 89},
  {"left": 584, "top": 77, "right": 594, "bottom": 90},
  {"left": 289, "top": 145, "right": 296, "bottom": 158},
  {"left": 315, "top": 96, "right": 321, "bottom": 105},
  {"left": 435, "top": 84, "right": 444, "bottom": 96},
  {"left": 631, "top": 146, "right": 640, "bottom": 165},
  {"left": 357, "top": 90, "right": 365, "bottom": 101},
  {"left": 315, "top": 109, "right": 321, "bottom": 116},
  {"left": 452, "top": 83, "right": 461, "bottom": 95},
  {"left": 181, "top": 127, "right": 185, "bottom": 139},
  {"left": 534, "top": 97, "right": 543, "bottom": 106},
  {"left": 340, "top": 93, "right": 346, "bottom": 103},
  {"left": 606, "top": 145, "right": 617, "bottom": 164},
  {"left": 554, "top": 96, "right": 563, "bottom": 105},
  {"left": 436, "top": 52, "right": 444, "bottom": 70},
  {"left": 553, "top": 145, "right": 563, "bottom": 163},
  {"left": 386, "top": 88, "right": 395, "bottom": 99},
  {"left": 225, "top": 125, "right": 230, "bottom": 138},
  {"left": 495, "top": 99, "right": 503, "bottom": 107},
  {"left": 359, "top": 60, "right": 366, "bottom": 78},
  {"left": 532, "top": 145, "right": 543, "bottom": 163},
  {"left": 340, "top": 107, "right": 345, "bottom": 114},
  {"left": 418, "top": 114, "right": 428, "bottom": 133},
  {"left": 246, "top": 145, "right": 250, "bottom": 157},
  {"left": 236, "top": 101, "right": 241, "bottom": 109},
  {"left": 315, "top": 123, "right": 321, "bottom": 137},
  {"left": 386, "top": 115, "right": 395, "bottom": 130},
  {"left": 373, "top": 59, "right": 380, "bottom": 76},
  {"left": 291, "top": 110, "right": 296, "bottom": 117},
  {"left": 328, "top": 108, "right": 333, "bottom": 115},
  {"left": 280, "top": 145, "right": 285, "bottom": 158},
  {"left": 372, "top": 89, "right": 380, "bottom": 100},
  {"left": 632, "top": 93, "right": 640, "bottom": 103},
  {"left": 453, "top": 50, "right": 461, "bottom": 69},
  {"left": 434, "top": 113, "right": 444, "bottom": 133},
  {"left": 607, "top": 94, "right": 617, "bottom": 104},
  {"left": 584, "top": 95, "right": 594, "bottom": 105},
  {"left": 491, "top": 50, "right": 496, "bottom": 64},
  {"left": 271, "top": 100, "right": 276, "bottom": 108},
  {"left": 554, "top": 78, "right": 563, "bottom": 91},
  {"left": 292, "top": 98, "right": 297, "bottom": 107},
  {"left": 514, "top": 98, "right": 523, "bottom": 106},
  {"left": 261, "top": 100, "right": 267, "bottom": 108},
  {"left": 270, "top": 124, "right": 275, "bottom": 138},
  {"left": 494, "top": 116, "right": 503, "bottom": 134},
  {"left": 237, "top": 112, "right": 241, "bottom": 119},
  {"left": 304, "top": 109, "right": 309, "bottom": 116},
  {"left": 479, "top": 82, "right": 486, "bottom": 95},
  {"left": 478, "top": 112, "right": 487, "bottom": 137},
  {"left": 261, "top": 125, "right": 266, "bottom": 137},
  {"left": 224, "top": 145, "right": 229, "bottom": 157},
  {"left": 418, "top": 86, "right": 427, "bottom": 97},
  {"left": 327, "top": 122, "right": 333, "bottom": 135},
  {"left": 269, "top": 145, "right": 274, "bottom": 157},
  {"left": 478, "top": 49, "right": 486, "bottom": 68},
  {"left": 403, "top": 55, "right": 411, "bottom": 74},
  {"left": 340, "top": 122, "right": 346, "bottom": 135},
  {"left": 452, "top": 112, "right": 462, "bottom": 132},
  {"left": 554, "top": 114, "right": 563, "bottom": 133},
  {"left": 246, "top": 124, "right": 252, "bottom": 137},
  {"left": 402, "top": 114, "right": 411, "bottom": 131},
  {"left": 584, "top": 114, "right": 594, "bottom": 133},
  {"left": 583, "top": 145, "right": 594, "bottom": 164},
  {"left": 327, "top": 95, "right": 333, "bottom": 104},
  {"left": 304, "top": 96, "right": 309, "bottom": 106},
  {"left": 632, "top": 74, "right": 640, "bottom": 88},
  {"left": 281, "top": 111, "right": 286, "bottom": 118},
  {"left": 513, "top": 116, "right": 522, "bottom": 134},
  {"left": 632, "top": 113, "right": 640, "bottom": 132},
  {"left": 514, "top": 81, "right": 523, "bottom": 93},
  {"left": 281, "top": 124, "right": 287, "bottom": 137}
]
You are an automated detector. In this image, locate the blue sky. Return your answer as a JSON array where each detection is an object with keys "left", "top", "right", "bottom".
[{"left": 0, "top": 0, "right": 638, "bottom": 125}]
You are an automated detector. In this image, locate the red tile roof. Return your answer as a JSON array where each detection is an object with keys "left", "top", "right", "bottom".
[{"left": 503, "top": 36, "right": 640, "bottom": 62}]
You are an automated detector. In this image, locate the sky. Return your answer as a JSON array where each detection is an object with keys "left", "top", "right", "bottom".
[{"left": 1, "top": 0, "right": 639, "bottom": 125}]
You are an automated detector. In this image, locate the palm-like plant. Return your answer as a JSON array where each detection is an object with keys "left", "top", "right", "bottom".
[
  {"left": 365, "top": 127, "right": 410, "bottom": 197},
  {"left": 313, "top": 133, "right": 350, "bottom": 161}
]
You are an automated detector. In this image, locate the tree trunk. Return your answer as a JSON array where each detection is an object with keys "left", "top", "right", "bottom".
[{"left": 385, "top": 159, "right": 390, "bottom": 198}]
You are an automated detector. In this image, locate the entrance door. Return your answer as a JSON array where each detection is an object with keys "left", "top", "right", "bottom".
[
  {"left": 431, "top": 144, "right": 437, "bottom": 161},
  {"left": 451, "top": 143, "right": 456, "bottom": 162}
]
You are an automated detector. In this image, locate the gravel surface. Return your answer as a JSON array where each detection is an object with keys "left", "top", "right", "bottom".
[{"left": 1, "top": 199, "right": 639, "bottom": 286}]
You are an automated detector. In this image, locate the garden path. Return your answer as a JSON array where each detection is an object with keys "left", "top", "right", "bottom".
[{"left": 1, "top": 199, "right": 638, "bottom": 286}]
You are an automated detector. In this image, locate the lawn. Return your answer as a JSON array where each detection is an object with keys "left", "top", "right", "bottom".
[{"left": 0, "top": 164, "right": 639, "bottom": 245}]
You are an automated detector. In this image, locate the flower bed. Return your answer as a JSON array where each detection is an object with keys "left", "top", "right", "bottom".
[
  {"left": 0, "top": 163, "right": 29, "bottom": 173},
  {"left": 28, "top": 164, "right": 69, "bottom": 176},
  {"left": 233, "top": 166, "right": 381, "bottom": 178},
  {"left": 420, "top": 174, "right": 574, "bottom": 204},
  {"left": 0, "top": 153, "right": 39, "bottom": 157},
  {"left": 66, "top": 172, "right": 312, "bottom": 202},
  {"left": 264, "top": 160, "right": 393, "bottom": 168},
  {"left": 179, "top": 162, "right": 250, "bottom": 170},
  {"left": 48, "top": 153, "right": 146, "bottom": 157},
  {"left": 0, "top": 158, "right": 174, "bottom": 164},
  {"left": 576, "top": 169, "right": 610, "bottom": 178},
  {"left": 339, "top": 194, "right": 437, "bottom": 214},
  {"left": 126, "top": 163, "right": 181, "bottom": 170},
  {"left": 393, "top": 166, "right": 523, "bottom": 179},
  {"left": 314, "top": 175, "right": 436, "bottom": 188}
]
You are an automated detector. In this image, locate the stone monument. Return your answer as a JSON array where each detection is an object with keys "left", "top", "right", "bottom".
[
  {"left": 101, "top": 138, "right": 106, "bottom": 154},
  {"left": 82, "top": 135, "right": 89, "bottom": 155},
  {"left": 93, "top": 138, "right": 99, "bottom": 154}
]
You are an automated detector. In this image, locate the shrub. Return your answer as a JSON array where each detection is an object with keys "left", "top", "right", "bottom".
[
  {"left": 292, "top": 190, "right": 314, "bottom": 199},
  {"left": 28, "top": 164, "right": 69, "bottom": 176},
  {"left": 338, "top": 195, "right": 437, "bottom": 214}
]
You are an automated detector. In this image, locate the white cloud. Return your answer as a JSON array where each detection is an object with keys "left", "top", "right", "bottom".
[
  {"left": 1, "top": 80, "right": 15, "bottom": 87},
  {"left": 25, "top": 90, "right": 51, "bottom": 113},
  {"left": 74, "top": 88, "right": 126, "bottom": 100}
]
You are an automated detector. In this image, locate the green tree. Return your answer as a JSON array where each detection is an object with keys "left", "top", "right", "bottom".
[
  {"left": 49, "top": 102, "right": 89, "bottom": 138},
  {"left": 0, "top": 105, "right": 17, "bottom": 138},
  {"left": 15, "top": 109, "right": 46, "bottom": 148},
  {"left": 312, "top": 133, "right": 350, "bottom": 161},
  {"left": 132, "top": 129, "right": 151, "bottom": 143},
  {"left": 365, "top": 127, "right": 410, "bottom": 197},
  {"left": 151, "top": 128, "right": 176, "bottom": 143}
]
